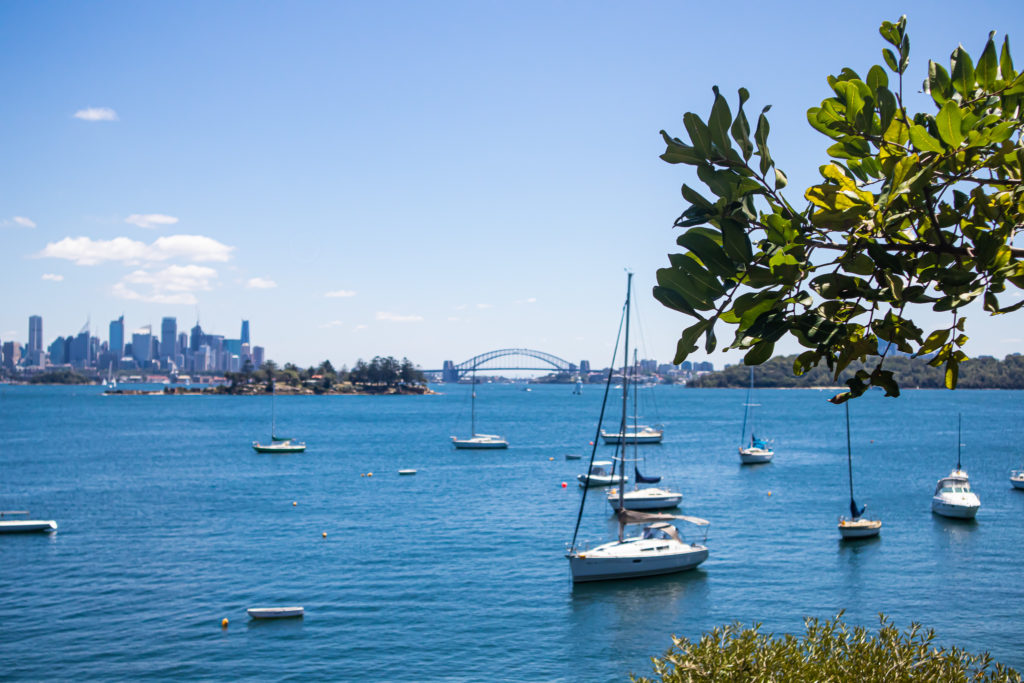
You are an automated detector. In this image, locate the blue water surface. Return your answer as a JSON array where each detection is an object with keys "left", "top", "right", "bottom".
[{"left": 1, "top": 384, "right": 1022, "bottom": 680}]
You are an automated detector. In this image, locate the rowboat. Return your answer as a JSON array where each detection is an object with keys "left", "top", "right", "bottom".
[{"left": 247, "top": 606, "right": 304, "bottom": 619}]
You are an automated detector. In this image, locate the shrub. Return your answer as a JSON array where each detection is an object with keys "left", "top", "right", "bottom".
[{"left": 633, "top": 613, "right": 1021, "bottom": 682}]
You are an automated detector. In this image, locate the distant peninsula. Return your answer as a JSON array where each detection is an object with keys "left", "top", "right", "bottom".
[{"left": 690, "top": 353, "right": 1024, "bottom": 390}]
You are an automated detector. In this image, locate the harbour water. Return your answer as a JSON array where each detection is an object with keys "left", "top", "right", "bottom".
[{"left": 2, "top": 384, "right": 1023, "bottom": 680}]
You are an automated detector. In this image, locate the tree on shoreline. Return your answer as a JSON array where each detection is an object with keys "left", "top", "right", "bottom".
[{"left": 655, "top": 17, "right": 1024, "bottom": 403}]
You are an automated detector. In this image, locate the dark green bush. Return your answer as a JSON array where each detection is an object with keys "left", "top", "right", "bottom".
[{"left": 633, "top": 613, "right": 1021, "bottom": 682}]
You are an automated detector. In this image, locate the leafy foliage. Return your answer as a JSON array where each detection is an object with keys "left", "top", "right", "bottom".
[
  {"left": 633, "top": 613, "right": 1021, "bottom": 682},
  {"left": 690, "top": 352, "right": 1024, "bottom": 389},
  {"left": 656, "top": 17, "right": 1024, "bottom": 403},
  {"left": 27, "top": 368, "right": 92, "bottom": 384}
]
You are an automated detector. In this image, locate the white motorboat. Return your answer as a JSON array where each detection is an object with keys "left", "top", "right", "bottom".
[
  {"left": 0, "top": 511, "right": 57, "bottom": 533},
  {"left": 1010, "top": 469, "right": 1024, "bottom": 490},
  {"left": 607, "top": 486, "right": 682, "bottom": 511},
  {"left": 932, "top": 416, "right": 980, "bottom": 519},
  {"left": 738, "top": 368, "right": 773, "bottom": 464},
  {"left": 600, "top": 424, "right": 663, "bottom": 445},
  {"left": 247, "top": 606, "right": 304, "bottom": 619},
  {"left": 566, "top": 273, "right": 709, "bottom": 583},
  {"left": 567, "top": 514, "right": 709, "bottom": 582},
  {"left": 577, "top": 460, "right": 626, "bottom": 488},
  {"left": 932, "top": 470, "right": 980, "bottom": 518},
  {"left": 451, "top": 371, "right": 508, "bottom": 449}
]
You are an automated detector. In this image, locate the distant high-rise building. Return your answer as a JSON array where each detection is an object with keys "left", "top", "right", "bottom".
[
  {"left": 2, "top": 341, "right": 22, "bottom": 370},
  {"left": 160, "top": 317, "right": 177, "bottom": 359},
  {"left": 48, "top": 336, "right": 66, "bottom": 365},
  {"left": 240, "top": 320, "right": 250, "bottom": 345},
  {"left": 252, "top": 346, "right": 265, "bottom": 368},
  {"left": 132, "top": 326, "right": 153, "bottom": 365},
  {"left": 109, "top": 316, "right": 125, "bottom": 356},
  {"left": 69, "top": 321, "right": 92, "bottom": 368},
  {"left": 28, "top": 315, "right": 42, "bottom": 353},
  {"left": 177, "top": 332, "right": 188, "bottom": 355},
  {"left": 190, "top": 321, "right": 204, "bottom": 351}
]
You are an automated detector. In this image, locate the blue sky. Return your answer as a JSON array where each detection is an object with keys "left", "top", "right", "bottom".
[{"left": 2, "top": 1, "right": 1022, "bottom": 371}]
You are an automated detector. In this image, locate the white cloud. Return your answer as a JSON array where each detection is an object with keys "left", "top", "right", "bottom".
[
  {"left": 447, "top": 316, "right": 461, "bottom": 322},
  {"left": 74, "top": 107, "right": 118, "bottom": 122},
  {"left": 319, "top": 320, "right": 344, "bottom": 328},
  {"left": 38, "top": 234, "right": 234, "bottom": 265},
  {"left": 246, "top": 277, "right": 277, "bottom": 289},
  {"left": 376, "top": 312, "right": 423, "bottom": 323},
  {"left": 325, "top": 289, "right": 356, "bottom": 298},
  {"left": 476, "top": 303, "right": 493, "bottom": 309},
  {"left": 41, "top": 273, "right": 64, "bottom": 282},
  {"left": 516, "top": 297, "right": 537, "bottom": 304},
  {"left": 112, "top": 264, "right": 218, "bottom": 304},
  {"left": 125, "top": 214, "right": 179, "bottom": 229},
  {"left": 354, "top": 324, "right": 368, "bottom": 331},
  {"left": 1, "top": 216, "right": 36, "bottom": 228}
]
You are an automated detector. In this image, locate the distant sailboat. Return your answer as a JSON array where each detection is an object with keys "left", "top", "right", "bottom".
[
  {"left": 252, "top": 379, "right": 306, "bottom": 453},
  {"left": 837, "top": 403, "right": 881, "bottom": 539},
  {"left": 450, "top": 371, "right": 508, "bottom": 449},
  {"left": 738, "top": 367, "right": 773, "bottom": 464}
]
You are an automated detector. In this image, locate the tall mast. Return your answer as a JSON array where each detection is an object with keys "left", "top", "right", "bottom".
[
  {"left": 740, "top": 367, "right": 753, "bottom": 445},
  {"left": 618, "top": 272, "right": 632, "bottom": 518},
  {"left": 957, "top": 413, "right": 962, "bottom": 471},
  {"left": 271, "top": 376, "right": 277, "bottom": 440},
  {"left": 846, "top": 401, "right": 854, "bottom": 503},
  {"left": 471, "top": 369, "right": 477, "bottom": 436}
]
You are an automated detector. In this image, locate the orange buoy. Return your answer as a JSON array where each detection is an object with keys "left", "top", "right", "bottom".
[
  {"left": 367, "top": 472, "right": 373, "bottom": 477},
  {"left": 322, "top": 532, "right": 327, "bottom": 538},
  {"left": 548, "top": 457, "right": 554, "bottom": 461},
  {"left": 292, "top": 501, "right": 297, "bottom": 506},
  {"left": 768, "top": 491, "right": 773, "bottom": 497},
  {"left": 221, "top": 618, "right": 229, "bottom": 629}
]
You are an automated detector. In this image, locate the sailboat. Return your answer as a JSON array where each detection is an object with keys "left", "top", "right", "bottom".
[
  {"left": 607, "top": 350, "right": 681, "bottom": 510},
  {"left": 931, "top": 414, "right": 980, "bottom": 518},
  {"left": 252, "top": 379, "right": 306, "bottom": 453},
  {"left": 837, "top": 403, "right": 881, "bottom": 539},
  {"left": 450, "top": 371, "right": 508, "bottom": 449},
  {"left": 1011, "top": 466, "right": 1024, "bottom": 490},
  {"left": 738, "top": 367, "right": 773, "bottom": 464},
  {"left": 566, "top": 272, "right": 709, "bottom": 583}
]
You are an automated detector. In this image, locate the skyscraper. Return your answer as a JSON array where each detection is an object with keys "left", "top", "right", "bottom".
[
  {"left": 160, "top": 317, "right": 177, "bottom": 359},
  {"left": 132, "top": 326, "right": 153, "bottom": 365},
  {"left": 109, "top": 316, "right": 125, "bottom": 356},
  {"left": 190, "top": 321, "right": 204, "bottom": 352},
  {"left": 240, "top": 320, "right": 250, "bottom": 345},
  {"left": 28, "top": 315, "right": 42, "bottom": 353}
]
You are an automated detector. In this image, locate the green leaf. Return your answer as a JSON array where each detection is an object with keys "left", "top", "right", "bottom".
[
  {"left": 730, "top": 88, "right": 754, "bottom": 160},
  {"left": 866, "top": 64, "right": 888, "bottom": 93},
  {"left": 883, "top": 48, "right": 899, "bottom": 73},
  {"left": 793, "top": 350, "right": 820, "bottom": 376},
  {"left": 909, "top": 125, "right": 944, "bottom": 153},
  {"left": 927, "top": 61, "right": 951, "bottom": 106},
  {"left": 743, "top": 341, "right": 775, "bottom": 366},
  {"left": 721, "top": 220, "right": 753, "bottom": 263},
  {"left": 774, "top": 169, "right": 788, "bottom": 190},
  {"left": 653, "top": 284, "right": 699, "bottom": 317},
  {"left": 676, "top": 230, "right": 736, "bottom": 277},
  {"left": 944, "top": 357, "right": 959, "bottom": 389},
  {"left": 1000, "top": 36, "right": 1015, "bottom": 81},
  {"left": 877, "top": 87, "right": 898, "bottom": 132},
  {"left": 934, "top": 101, "right": 964, "bottom": 147},
  {"left": 683, "top": 113, "right": 711, "bottom": 157},
  {"left": 951, "top": 46, "right": 976, "bottom": 96},
  {"left": 754, "top": 107, "right": 773, "bottom": 175},
  {"left": 917, "top": 328, "right": 950, "bottom": 355},
  {"left": 976, "top": 33, "right": 998, "bottom": 89},
  {"left": 879, "top": 20, "right": 900, "bottom": 47},
  {"left": 673, "top": 320, "right": 709, "bottom": 364},
  {"left": 659, "top": 131, "right": 703, "bottom": 165},
  {"left": 708, "top": 85, "right": 733, "bottom": 152}
]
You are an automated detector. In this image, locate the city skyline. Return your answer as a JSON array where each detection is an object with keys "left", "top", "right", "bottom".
[{"left": 2, "top": 2, "right": 1023, "bottom": 369}]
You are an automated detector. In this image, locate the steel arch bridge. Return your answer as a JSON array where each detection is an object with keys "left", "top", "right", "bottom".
[{"left": 429, "top": 348, "right": 575, "bottom": 378}]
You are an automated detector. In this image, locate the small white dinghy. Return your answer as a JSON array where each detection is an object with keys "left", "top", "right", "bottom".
[
  {"left": 247, "top": 606, "right": 304, "bottom": 619},
  {"left": 0, "top": 511, "right": 57, "bottom": 534},
  {"left": 398, "top": 469, "right": 417, "bottom": 475}
]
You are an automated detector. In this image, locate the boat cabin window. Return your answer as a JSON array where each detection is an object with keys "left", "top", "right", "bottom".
[
  {"left": 937, "top": 479, "right": 971, "bottom": 494},
  {"left": 642, "top": 527, "right": 672, "bottom": 540}
]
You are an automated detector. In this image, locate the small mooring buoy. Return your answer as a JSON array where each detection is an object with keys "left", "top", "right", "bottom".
[{"left": 221, "top": 618, "right": 229, "bottom": 629}]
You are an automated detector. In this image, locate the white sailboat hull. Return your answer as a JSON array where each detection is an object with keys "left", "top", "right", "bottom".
[
  {"left": 451, "top": 434, "right": 508, "bottom": 449},
  {"left": 567, "top": 538, "right": 707, "bottom": 582},
  {"left": 838, "top": 518, "right": 881, "bottom": 539},
  {"left": 1011, "top": 471, "right": 1024, "bottom": 489},
  {"left": 577, "top": 473, "right": 627, "bottom": 488},
  {"left": 0, "top": 520, "right": 57, "bottom": 533},
  {"left": 247, "top": 606, "right": 304, "bottom": 619},
  {"left": 600, "top": 429, "right": 663, "bottom": 445},
  {"left": 607, "top": 488, "right": 682, "bottom": 510},
  {"left": 739, "top": 447, "right": 773, "bottom": 464}
]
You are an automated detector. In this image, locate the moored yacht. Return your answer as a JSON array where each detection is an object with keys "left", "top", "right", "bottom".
[
  {"left": 600, "top": 424, "right": 663, "bottom": 445},
  {"left": 932, "top": 415, "right": 980, "bottom": 519},
  {"left": 607, "top": 486, "right": 682, "bottom": 510},
  {"left": 577, "top": 460, "right": 626, "bottom": 488},
  {"left": 1011, "top": 469, "right": 1024, "bottom": 490}
]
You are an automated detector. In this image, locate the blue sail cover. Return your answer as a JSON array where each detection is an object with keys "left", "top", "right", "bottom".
[
  {"left": 751, "top": 435, "right": 769, "bottom": 449},
  {"left": 849, "top": 499, "right": 866, "bottom": 519},
  {"left": 634, "top": 465, "right": 661, "bottom": 484}
]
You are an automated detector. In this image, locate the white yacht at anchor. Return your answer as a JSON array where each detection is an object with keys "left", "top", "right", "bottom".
[{"left": 932, "top": 415, "right": 980, "bottom": 519}]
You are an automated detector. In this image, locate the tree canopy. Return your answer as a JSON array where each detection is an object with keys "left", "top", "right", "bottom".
[{"left": 655, "top": 17, "right": 1024, "bottom": 402}]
